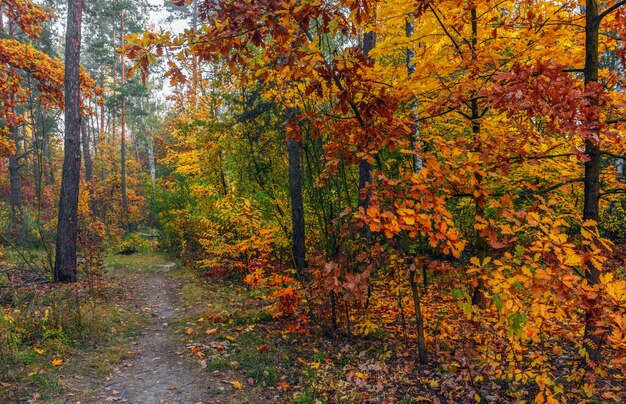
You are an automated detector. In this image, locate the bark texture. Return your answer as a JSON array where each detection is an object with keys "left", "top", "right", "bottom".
[
  {"left": 54, "top": 0, "right": 83, "bottom": 283},
  {"left": 81, "top": 122, "right": 92, "bottom": 183},
  {"left": 358, "top": 29, "right": 376, "bottom": 242},
  {"left": 287, "top": 116, "right": 306, "bottom": 277},
  {"left": 582, "top": 0, "right": 602, "bottom": 363},
  {"left": 120, "top": 11, "right": 129, "bottom": 220}
]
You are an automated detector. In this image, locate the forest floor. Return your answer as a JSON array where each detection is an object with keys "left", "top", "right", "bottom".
[
  {"left": 1, "top": 252, "right": 279, "bottom": 403},
  {"left": 58, "top": 253, "right": 268, "bottom": 403},
  {"left": 4, "top": 251, "right": 624, "bottom": 402}
]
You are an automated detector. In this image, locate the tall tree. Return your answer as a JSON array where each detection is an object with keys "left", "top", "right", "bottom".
[
  {"left": 287, "top": 111, "right": 306, "bottom": 277},
  {"left": 580, "top": 0, "right": 626, "bottom": 365},
  {"left": 120, "top": 10, "right": 128, "bottom": 219},
  {"left": 54, "top": 0, "right": 83, "bottom": 283}
]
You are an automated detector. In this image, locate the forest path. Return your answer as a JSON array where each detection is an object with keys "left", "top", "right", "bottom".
[
  {"left": 89, "top": 261, "right": 209, "bottom": 403},
  {"left": 61, "top": 257, "right": 257, "bottom": 404}
]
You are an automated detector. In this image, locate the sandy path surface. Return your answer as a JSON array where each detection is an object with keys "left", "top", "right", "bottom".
[{"left": 92, "top": 262, "right": 209, "bottom": 403}]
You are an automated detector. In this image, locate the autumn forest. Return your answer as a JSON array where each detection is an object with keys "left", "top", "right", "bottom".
[{"left": 0, "top": 0, "right": 625, "bottom": 402}]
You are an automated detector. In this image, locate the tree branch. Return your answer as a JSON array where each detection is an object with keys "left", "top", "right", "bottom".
[
  {"left": 599, "top": 0, "right": 626, "bottom": 20},
  {"left": 600, "top": 189, "right": 626, "bottom": 198},
  {"left": 428, "top": 5, "right": 463, "bottom": 56},
  {"left": 509, "top": 153, "right": 578, "bottom": 162},
  {"left": 601, "top": 151, "right": 625, "bottom": 159}
]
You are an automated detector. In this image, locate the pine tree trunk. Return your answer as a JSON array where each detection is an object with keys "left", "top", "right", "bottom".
[
  {"left": 54, "top": 0, "right": 83, "bottom": 283},
  {"left": 42, "top": 111, "right": 54, "bottom": 186},
  {"left": 111, "top": 29, "right": 117, "bottom": 146},
  {"left": 8, "top": 115, "right": 23, "bottom": 235},
  {"left": 120, "top": 11, "right": 128, "bottom": 221},
  {"left": 81, "top": 122, "right": 92, "bottom": 183},
  {"left": 7, "top": 17, "right": 22, "bottom": 232}
]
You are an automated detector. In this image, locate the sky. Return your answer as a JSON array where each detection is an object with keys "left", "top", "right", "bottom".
[{"left": 147, "top": 0, "right": 189, "bottom": 35}]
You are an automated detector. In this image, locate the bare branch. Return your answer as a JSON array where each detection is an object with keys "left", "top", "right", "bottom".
[{"left": 599, "top": 0, "right": 626, "bottom": 20}]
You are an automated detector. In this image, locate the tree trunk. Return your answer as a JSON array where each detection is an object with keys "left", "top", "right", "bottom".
[
  {"left": 42, "top": 111, "right": 54, "bottom": 186},
  {"left": 120, "top": 11, "right": 128, "bottom": 221},
  {"left": 81, "top": 122, "right": 92, "bottom": 183},
  {"left": 6, "top": 18, "right": 23, "bottom": 233},
  {"left": 467, "top": 7, "right": 488, "bottom": 309},
  {"left": 409, "top": 263, "right": 427, "bottom": 364},
  {"left": 358, "top": 29, "right": 376, "bottom": 242},
  {"left": 100, "top": 64, "right": 105, "bottom": 140},
  {"left": 287, "top": 115, "right": 306, "bottom": 277},
  {"left": 582, "top": 0, "right": 602, "bottom": 363},
  {"left": 147, "top": 132, "right": 156, "bottom": 190},
  {"left": 405, "top": 14, "right": 423, "bottom": 173},
  {"left": 32, "top": 116, "right": 42, "bottom": 199},
  {"left": 54, "top": 0, "right": 83, "bottom": 283},
  {"left": 8, "top": 114, "right": 23, "bottom": 235},
  {"left": 111, "top": 29, "right": 117, "bottom": 145}
]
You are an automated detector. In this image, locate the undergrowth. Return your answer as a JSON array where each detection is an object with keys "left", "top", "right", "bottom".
[{"left": 0, "top": 251, "right": 154, "bottom": 401}]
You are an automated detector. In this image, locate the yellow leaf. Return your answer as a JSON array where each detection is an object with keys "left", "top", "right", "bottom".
[
  {"left": 185, "top": 328, "right": 194, "bottom": 335},
  {"left": 230, "top": 380, "right": 242, "bottom": 389},
  {"left": 600, "top": 273, "right": 614, "bottom": 284},
  {"left": 51, "top": 358, "right": 63, "bottom": 366},
  {"left": 470, "top": 256, "right": 490, "bottom": 268},
  {"left": 225, "top": 335, "right": 236, "bottom": 342},
  {"left": 563, "top": 254, "right": 581, "bottom": 267},
  {"left": 310, "top": 362, "right": 321, "bottom": 369},
  {"left": 526, "top": 212, "right": 540, "bottom": 226},
  {"left": 354, "top": 371, "right": 369, "bottom": 380},
  {"left": 34, "top": 348, "right": 45, "bottom": 355}
]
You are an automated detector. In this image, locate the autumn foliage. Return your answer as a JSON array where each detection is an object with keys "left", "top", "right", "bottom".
[
  {"left": 1, "top": 0, "right": 625, "bottom": 402},
  {"left": 114, "top": 0, "right": 626, "bottom": 401}
]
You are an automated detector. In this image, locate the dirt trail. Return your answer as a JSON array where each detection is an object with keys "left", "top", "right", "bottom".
[
  {"left": 86, "top": 262, "right": 210, "bottom": 403},
  {"left": 50, "top": 263, "right": 210, "bottom": 404}
]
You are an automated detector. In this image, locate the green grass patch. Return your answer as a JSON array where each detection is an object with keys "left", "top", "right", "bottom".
[
  {"left": 104, "top": 252, "right": 171, "bottom": 273},
  {"left": 179, "top": 283, "right": 206, "bottom": 307},
  {"left": 231, "top": 332, "right": 281, "bottom": 385}
]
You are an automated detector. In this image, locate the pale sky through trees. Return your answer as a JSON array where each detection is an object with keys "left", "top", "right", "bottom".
[{"left": 148, "top": 0, "right": 188, "bottom": 34}]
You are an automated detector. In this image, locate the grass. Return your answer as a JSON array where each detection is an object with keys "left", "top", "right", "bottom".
[
  {"left": 104, "top": 252, "right": 171, "bottom": 273},
  {"left": 174, "top": 270, "right": 307, "bottom": 392},
  {"left": 0, "top": 293, "right": 145, "bottom": 401},
  {"left": 0, "top": 250, "right": 163, "bottom": 401},
  {"left": 179, "top": 282, "right": 207, "bottom": 307}
]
